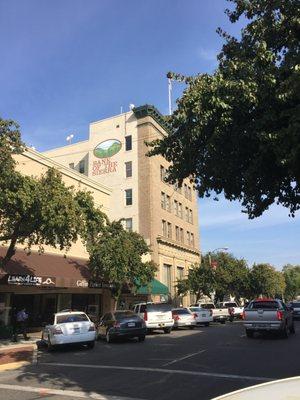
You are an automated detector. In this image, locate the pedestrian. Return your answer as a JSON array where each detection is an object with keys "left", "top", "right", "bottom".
[
  {"left": 16, "top": 308, "right": 29, "bottom": 340},
  {"left": 11, "top": 307, "right": 18, "bottom": 342}
]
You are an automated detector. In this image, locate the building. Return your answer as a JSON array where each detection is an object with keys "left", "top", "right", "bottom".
[
  {"left": 0, "top": 148, "right": 112, "bottom": 331},
  {"left": 43, "top": 105, "right": 201, "bottom": 306}
]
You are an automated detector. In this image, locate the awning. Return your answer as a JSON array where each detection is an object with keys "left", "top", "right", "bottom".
[
  {"left": 0, "top": 247, "right": 112, "bottom": 289},
  {"left": 137, "top": 279, "right": 169, "bottom": 295}
]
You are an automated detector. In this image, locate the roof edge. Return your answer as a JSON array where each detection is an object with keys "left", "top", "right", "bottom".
[{"left": 133, "top": 105, "right": 171, "bottom": 134}]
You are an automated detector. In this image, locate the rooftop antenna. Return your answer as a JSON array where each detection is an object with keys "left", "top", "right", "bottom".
[
  {"left": 167, "top": 72, "right": 173, "bottom": 115},
  {"left": 66, "top": 134, "right": 74, "bottom": 144},
  {"left": 120, "top": 106, "right": 123, "bottom": 114}
]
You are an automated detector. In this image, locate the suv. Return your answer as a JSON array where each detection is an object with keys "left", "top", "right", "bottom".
[{"left": 133, "top": 303, "right": 174, "bottom": 333}]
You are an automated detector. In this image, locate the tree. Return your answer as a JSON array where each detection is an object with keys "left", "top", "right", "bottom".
[
  {"left": 0, "top": 167, "right": 84, "bottom": 266},
  {"left": 88, "top": 220, "right": 157, "bottom": 306},
  {"left": 249, "top": 263, "right": 286, "bottom": 298},
  {"left": 177, "top": 262, "right": 216, "bottom": 301},
  {"left": 283, "top": 264, "right": 300, "bottom": 301},
  {"left": 150, "top": 0, "right": 300, "bottom": 218}
]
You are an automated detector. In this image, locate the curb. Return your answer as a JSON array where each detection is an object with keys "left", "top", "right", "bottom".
[{"left": 0, "top": 344, "right": 38, "bottom": 372}]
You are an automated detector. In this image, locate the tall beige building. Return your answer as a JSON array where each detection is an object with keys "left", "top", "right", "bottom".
[{"left": 44, "top": 105, "right": 200, "bottom": 305}]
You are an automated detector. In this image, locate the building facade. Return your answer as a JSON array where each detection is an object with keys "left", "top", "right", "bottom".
[
  {"left": 0, "top": 149, "right": 113, "bottom": 331},
  {"left": 44, "top": 105, "right": 201, "bottom": 306}
]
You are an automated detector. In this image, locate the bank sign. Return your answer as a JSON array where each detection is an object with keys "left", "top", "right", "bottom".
[{"left": 92, "top": 139, "right": 121, "bottom": 176}]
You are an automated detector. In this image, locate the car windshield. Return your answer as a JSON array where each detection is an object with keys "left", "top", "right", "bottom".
[
  {"left": 201, "top": 304, "right": 215, "bottom": 309},
  {"left": 250, "top": 301, "right": 279, "bottom": 309},
  {"left": 225, "top": 302, "right": 238, "bottom": 307},
  {"left": 114, "top": 311, "right": 136, "bottom": 320},
  {"left": 173, "top": 309, "right": 191, "bottom": 315},
  {"left": 56, "top": 313, "right": 89, "bottom": 324},
  {"left": 190, "top": 307, "right": 202, "bottom": 312},
  {"left": 147, "top": 304, "right": 172, "bottom": 312}
]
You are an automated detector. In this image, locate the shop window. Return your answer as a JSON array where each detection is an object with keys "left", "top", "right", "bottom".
[
  {"left": 177, "top": 267, "right": 184, "bottom": 281},
  {"left": 163, "top": 264, "right": 172, "bottom": 292}
]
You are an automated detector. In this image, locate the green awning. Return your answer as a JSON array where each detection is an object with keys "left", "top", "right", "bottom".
[{"left": 137, "top": 279, "right": 169, "bottom": 295}]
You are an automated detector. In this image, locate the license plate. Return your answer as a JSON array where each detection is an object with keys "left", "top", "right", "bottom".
[
  {"left": 202, "top": 314, "right": 206, "bottom": 317},
  {"left": 128, "top": 322, "right": 135, "bottom": 327},
  {"left": 255, "top": 324, "right": 268, "bottom": 328}
]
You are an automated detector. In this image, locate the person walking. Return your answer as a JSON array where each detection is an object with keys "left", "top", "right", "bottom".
[{"left": 16, "top": 308, "right": 29, "bottom": 340}]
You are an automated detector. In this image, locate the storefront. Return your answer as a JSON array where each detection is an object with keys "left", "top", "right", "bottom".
[{"left": 0, "top": 248, "right": 114, "bottom": 331}]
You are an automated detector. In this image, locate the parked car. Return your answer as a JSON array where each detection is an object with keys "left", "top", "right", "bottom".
[
  {"left": 243, "top": 298, "right": 295, "bottom": 338},
  {"left": 288, "top": 301, "right": 300, "bottom": 320},
  {"left": 41, "top": 311, "right": 96, "bottom": 350},
  {"left": 191, "top": 302, "right": 229, "bottom": 324},
  {"left": 97, "top": 310, "right": 147, "bottom": 343},
  {"left": 172, "top": 308, "right": 197, "bottom": 329},
  {"left": 188, "top": 306, "right": 213, "bottom": 326},
  {"left": 133, "top": 302, "right": 173, "bottom": 333},
  {"left": 217, "top": 301, "right": 244, "bottom": 319}
]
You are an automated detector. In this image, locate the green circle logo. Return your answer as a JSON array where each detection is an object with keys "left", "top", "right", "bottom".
[{"left": 93, "top": 139, "right": 122, "bottom": 158}]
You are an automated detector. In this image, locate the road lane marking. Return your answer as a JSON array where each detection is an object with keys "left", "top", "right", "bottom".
[
  {"left": 40, "top": 362, "right": 272, "bottom": 382},
  {"left": 162, "top": 350, "right": 206, "bottom": 366},
  {"left": 0, "top": 383, "right": 142, "bottom": 399}
]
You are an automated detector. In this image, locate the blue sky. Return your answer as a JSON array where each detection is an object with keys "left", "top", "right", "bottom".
[{"left": 0, "top": 0, "right": 299, "bottom": 269}]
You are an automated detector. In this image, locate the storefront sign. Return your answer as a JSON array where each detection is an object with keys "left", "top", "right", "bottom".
[
  {"left": 88, "top": 281, "right": 115, "bottom": 289},
  {"left": 7, "top": 274, "right": 56, "bottom": 286},
  {"left": 76, "top": 279, "right": 88, "bottom": 287}
]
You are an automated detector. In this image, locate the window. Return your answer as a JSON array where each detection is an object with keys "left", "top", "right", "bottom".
[
  {"left": 174, "top": 200, "right": 179, "bottom": 216},
  {"left": 178, "top": 203, "right": 183, "bottom": 218},
  {"left": 184, "top": 183, "right": 188, "bottom": 198},
  {"left": 161, "top": 192, "right": 166, "bottom": 209},
  {"left": 191, "top": 233, "right": 194, "bottom": 247},
  {"left": 166, "top": 195, "right": 171, "bottom": 212},
  {"left": 174, "top": 182, "right": 182, "bottom": 194},
  {"left": 167, "top": 222, "right": 172, "bottom": 239},
  {"left": 187, "top": 231, "right": 191, "bottom": 245},
  {"left": 189, "top": 209, "right": 193, "bottom": 224},
  {"left": 125, "top": 135, "right": 132, "bottom": 151},
  {"left": 79, "top": 160, "right": 85, "bottom": 174},
  {"left": 124, "top": 218, "right": 133, "bottom": 232},
  {"left": 188, "top": 186, "right": 192, "bottom": 201},
  {"left": 125, "top": 161, "right": 132, "bottom": 178},
  {"left": 69, "top": 163, "right": 74, "bottom": 169},
  {"left": 180, "top": 228, "right": 184, "bottom": 243},
  {"left": 185, "top": 207, "right": 189, "bottom": 222},
  {"left": 175, "top": 226, "right": 180, "bottom": 241},
  {"left": 163, "top": 264, "right": 172, "bottom": 292},
  {"left": 125, "top": 189, "right": 132, "bottom": 206},
  {"left": 160, "top": 165, "right": 166, "bottom": 182},
  {"left": 162, "top": 220, "right": 167, "bottom": 237},
  {"left": 177, "top": 267, "right": 184, "bottom": 281}
]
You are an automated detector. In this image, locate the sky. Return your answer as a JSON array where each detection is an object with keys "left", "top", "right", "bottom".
[{"left": 0, "top": 0, "right": 299, "bottom": 269}]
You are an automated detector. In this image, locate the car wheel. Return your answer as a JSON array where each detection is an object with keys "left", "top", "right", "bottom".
[
  {"left": 163, "top": 327, "right": 172, "bottom": 334},
  {"left": 204, "top": 322, "right": 209, "bottom": 327},
  {"left": 138, "top": 335, "right": 145, "bottom": 342},
  {"left": 87, "top": 341, "right": 95, "bottom": 349},
  {"left": 220, "top": 320, "right": 226, "bottom": 324},
  {"left": 246, "top": 329, "right": 254, "bottom": 338},
  {"left": 289, "top": 322, "right": 296, "bottom": 334},
  {"left": 189, "top": 325, "right": 195, "bottom": 330}
]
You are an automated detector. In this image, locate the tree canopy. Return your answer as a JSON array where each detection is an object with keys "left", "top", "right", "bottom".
[
  {"left": 88, "top": 220, "right": 157, "bottom": 306},
  {"left": 150, "top": 0, "right": 300, "bottom": 218},
  {"left": 283, "top": 264, "right": 300, "bottom": 301},
  {"left": 249, "top": 263, "right": 286, "bottom": 298}
]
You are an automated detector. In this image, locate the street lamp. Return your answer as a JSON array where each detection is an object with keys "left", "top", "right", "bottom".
[{"left": 208, "top": 247, "right": 229, "bottom": 268}]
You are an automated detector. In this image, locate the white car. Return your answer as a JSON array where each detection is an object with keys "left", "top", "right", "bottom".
[
  {"left": 133, "top": 303, "right": 174, "bottom": 333},
  {"left": 172, "top": 308, "right": 197, "bottom": 329},
  {"left": 42, "top": 311, "right": 96, "bottom": 350},
  {"left": 189, "top": 306, "right": 213, "bottom": 326}
]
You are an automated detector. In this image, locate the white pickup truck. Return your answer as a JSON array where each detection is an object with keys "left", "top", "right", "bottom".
[
  {"left": 191, "top": 302, "right": 229, "bottom": 324},
  {"left": 218, "top": 301, "right": 244, "bottom": 319}
]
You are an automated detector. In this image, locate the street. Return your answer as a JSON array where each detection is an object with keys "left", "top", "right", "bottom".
[{"left": 0, "top": 321, "right": 299, "bottom": 400}]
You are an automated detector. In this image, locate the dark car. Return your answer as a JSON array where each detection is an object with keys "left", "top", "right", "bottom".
[
  {"left": 97, "top": 310, "right": 147, "bottom": 343},
  {"left": 289, "top": 301, "right": 300, "bottom": 320}
]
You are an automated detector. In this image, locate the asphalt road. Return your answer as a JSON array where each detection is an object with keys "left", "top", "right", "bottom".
[{"left": 0, "top": 321, "right": 300, "bottom": 400}]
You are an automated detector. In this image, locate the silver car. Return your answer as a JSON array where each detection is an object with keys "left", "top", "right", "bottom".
[
  {"left": 172, "top": 308, "right": 197, "bottom": 329},
  {"left": 289, "top": 301, "right": 300, "bottom": 320}
]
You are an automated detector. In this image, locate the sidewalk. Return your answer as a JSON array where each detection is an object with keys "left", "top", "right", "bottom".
[{"left": 0, "top": 334, "right": 40, "bottom": 371}]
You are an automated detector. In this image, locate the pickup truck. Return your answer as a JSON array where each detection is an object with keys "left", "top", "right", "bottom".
[
  {"left": 243, "top": 298, "right": 295, "bottom": 338},
  {"left": 218, "top": 302, "right": 244, "bottom": 319},
  {"left": 191, "top": 302, "right": 229, "bottom": 324}
]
